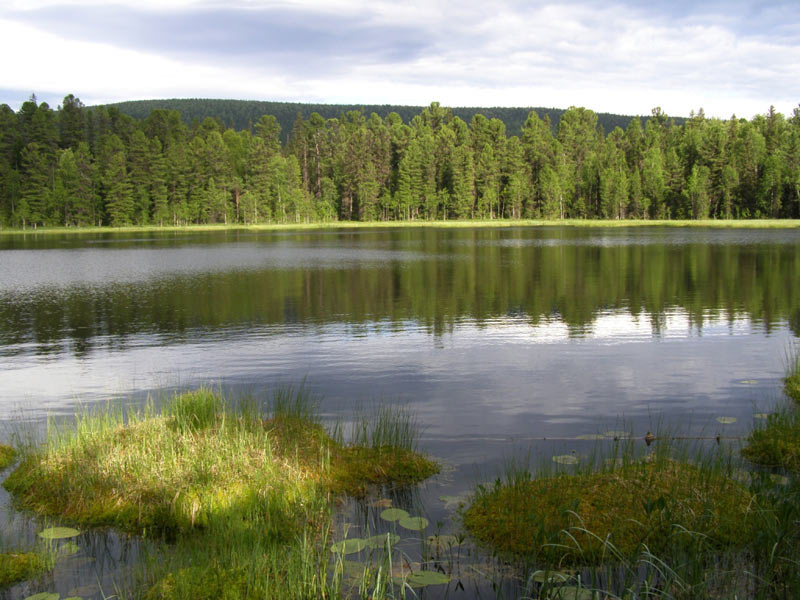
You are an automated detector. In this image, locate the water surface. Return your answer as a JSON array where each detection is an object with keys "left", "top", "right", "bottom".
[{"left": 0, "top": 225, "right": 798, "bottom": 597}]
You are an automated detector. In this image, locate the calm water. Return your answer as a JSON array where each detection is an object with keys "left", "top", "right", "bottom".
[{"left": 1, "top": 225, "right": 799, "bottom": 598}]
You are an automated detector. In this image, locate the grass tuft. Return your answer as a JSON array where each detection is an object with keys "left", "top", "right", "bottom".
[
  {"left": 3, "top": 387, "right": 437, "bottom": 599},
  {"left": 463, "top": 452, "right": 755, "bottom": 563},
  {"left": 0, "top": 552, "right": 49, "bottom": 588},
  {"left": 0, "top": 444, "right": 15, "bottom": 470}
]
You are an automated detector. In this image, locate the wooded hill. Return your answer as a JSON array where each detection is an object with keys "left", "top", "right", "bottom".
[
  {"left": 106, "top": 99, "right": 664, "bottom": 142},
  {"left": 0, "top": 94, "right": 798, "bottom": 228}
]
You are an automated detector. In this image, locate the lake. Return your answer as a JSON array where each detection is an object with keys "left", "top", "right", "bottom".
[{"left": 0, "top": 225, "right": 798, "bottom": 597}]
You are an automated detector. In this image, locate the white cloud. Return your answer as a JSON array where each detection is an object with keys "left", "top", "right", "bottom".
[{"left": 1, "top": 1, "right": 798, "bottom": 118}]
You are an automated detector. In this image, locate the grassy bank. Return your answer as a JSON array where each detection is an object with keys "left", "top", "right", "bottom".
[
  {"left": 1, "top": 218, "right": 798, "bottom": 236},
  {"left": 3, "top": 388, "right": 438, "bottom": 598}
]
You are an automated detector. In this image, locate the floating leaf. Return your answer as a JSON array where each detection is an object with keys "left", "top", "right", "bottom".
[
  {"left": 552, "top": 454, "right": 579, "bottom": 465},
  {"left": 769, "top": 474, "right": 789, "bottom": 486},
  {"left": 364, "top": 533, "right": 400, "bottom": 549},
  {"left": 341, "top": 559, "right": 366, "bottom": 578},
  {"left": 732, "top": 469, "right": 753, "bottom": 485},
  {"left": 39, "top": 527, "right": 80, "bottom": 540},
  {"left": 379, "top": 508, "right": 409, "bottom": 522},
  {"left": 398, "top": 516, "right": 429, "bottom": 531},
  {"left": 604, "top": 431, "right": 631, "bottom": 439},
  {"left": 531, "top": 570, "right": 573, "bottom": 584},
  {"left": 754, "top": 413, "right": 769, "bottom": 420},
  {"left": 23, "top": 594, "right": 60, "bottom": 600},
  {"left": 407, "top": 570, "right": 450, "bottom": 586},
  {"left": 552, "top": 586, "right": 595, "bottom": 600},
  {"left": 439, "top": 495, "right": 468, "bottom": 510},
  {"left": 716, "top": 416, "right": 737, "bottom": 425},
  {"left": 369, "top": 498, "right": 393, "bottom": 508},
  {"left": 739, "top": 379, "right": 757, "bottom": 384},
  {"left": 426, "top": 534, "right": 462, "bottom": 552},
  {"left": 576, "top": 434, "right": 605, "bottom": 440},
  {"left": 330, "top": 538, "right": 367, "bottom": 554},
  {"left": 58, "top": 541, "right": 80, "bottom": 557}
]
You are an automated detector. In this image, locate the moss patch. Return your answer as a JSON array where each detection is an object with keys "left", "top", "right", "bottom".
[
  {"left": 0, "top": 552, "right": 49, "bottom": 588},
  {"left": 463, "top": 459, "right": 754, "bottom": 562},
  {"left": 0, "top": 444, "right": 16, "bottom": 470}
]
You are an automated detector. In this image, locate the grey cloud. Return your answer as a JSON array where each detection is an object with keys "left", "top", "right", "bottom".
[{"left": 5, "top": 4, "right": 433, "bottom": 76}]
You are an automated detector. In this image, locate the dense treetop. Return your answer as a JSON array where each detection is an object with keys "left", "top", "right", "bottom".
[
  {"left": 105, "top": 99, "right": 653, "bottom": 143},
  {"left": 0, "top": 94, "right": 798, "bottom": 228}
]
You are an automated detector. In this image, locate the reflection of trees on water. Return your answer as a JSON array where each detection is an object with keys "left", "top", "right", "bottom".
[{"left": 1, "top": 230, "right": 799, "bottom": 357}]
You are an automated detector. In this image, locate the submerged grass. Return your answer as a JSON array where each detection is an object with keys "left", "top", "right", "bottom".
[{"left": 3, "top": 387, "right": 438, "bottom": 599}]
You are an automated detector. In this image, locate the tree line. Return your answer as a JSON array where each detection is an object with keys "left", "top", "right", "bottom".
[
  {"left": 107, "top": 98, "right": 650, "bottom": 144},
  {"left": 0, "top": 94, "right": 798, "bottom": 228}
]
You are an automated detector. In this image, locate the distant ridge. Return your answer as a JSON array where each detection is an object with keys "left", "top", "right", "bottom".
[{"left": 105, "top": 98, "right": 681, "bottom": 139}]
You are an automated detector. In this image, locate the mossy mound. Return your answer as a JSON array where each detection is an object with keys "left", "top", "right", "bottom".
[
  {"left": 0, "top": 444, "right": 16, "bottom": 470},
  {"left": 0, "top": 552, "right": 49, "bottom": 588},
  {"left": 4, "top": 390, "right": 437, "bottom": 539},
  {"left": 463, "top": 459, "right": 754, "bottom": 562}
]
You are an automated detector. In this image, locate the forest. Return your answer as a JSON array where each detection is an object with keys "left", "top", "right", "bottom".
[{"left": 0, "top": 94, "right": 798, "bottom": 228}]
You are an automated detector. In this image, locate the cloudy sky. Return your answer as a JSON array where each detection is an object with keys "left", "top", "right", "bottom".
[{"left": 1, "top": 0, "right": 798, "bottom": 119}]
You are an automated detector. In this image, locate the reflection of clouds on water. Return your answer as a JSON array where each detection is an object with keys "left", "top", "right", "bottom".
[{"left": 0, "top": 245, "right": 425, "bottom": 292}]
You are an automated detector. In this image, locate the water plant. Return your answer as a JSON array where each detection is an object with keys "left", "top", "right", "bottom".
[{"left": 4, "top": 387, "right": 438, "bottom": 599}]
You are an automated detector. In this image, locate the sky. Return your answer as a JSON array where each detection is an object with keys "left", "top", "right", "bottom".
[{"left": 0, "top": 0, "right": 798, "bottom": 119}]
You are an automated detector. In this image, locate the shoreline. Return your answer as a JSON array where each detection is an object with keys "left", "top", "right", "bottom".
[{"left": 1, "top": 218, "right": 799, "bottom": 236}]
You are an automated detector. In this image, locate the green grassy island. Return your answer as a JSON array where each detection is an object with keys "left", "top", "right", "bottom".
[{"left": 3, "top": 388, "right": 438, "bottom": 598}]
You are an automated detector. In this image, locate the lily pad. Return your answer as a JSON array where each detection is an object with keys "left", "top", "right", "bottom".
[
  {"left": 426, "top": 534, "right": 462, "bottom": 551},
  {"left": 340, "top": 559, "right": 366, "bottom": 578},
  {"left": 330, "top": 538, "right": 367, "bottom": 554},
  {"left": 439, "top": 494, "right": 468, "bottom": 509},
  {"left": 552, "top": 454, "right": 579, "bottom": 465},
  {"left": 769, "top": 474, "right": 789, "bottom": 486},
  {"left": 406, "top": 570, "right": 450, "bottom": 586},
  {"left": 552, "top": 586, "right": 595, "bottom": 600},
  {"left": 398, "top": 516, "right": 429, "bottom": 531},
  {"left": 369, "top": 498, "right": 393, "bottom": 508},
  {"left": 58, "top": 541, "right": 80, "bottom": 557},
  {"left": 531, "top": 570, "right": 573, "bottom": 584},
  {"left": 754, "top": 413, "right": 770, "bottom": 420},
  {"left": 716, "top": 416, "right": 737, "bottom": 424},
  {"left": 604, "top": 431, "right": 631, "bottom": 439},
  {"left": 23, "top": 594, "right": 60, "bottom": 600},
  {"left": 379, "top": 508, "right": 409, "bottom": 522},
  {"left": 39, "top": 527, "right": 80, "bottom": 540},
  {"left": 364, "top": 533, "right": 400, "bottom": 549}
]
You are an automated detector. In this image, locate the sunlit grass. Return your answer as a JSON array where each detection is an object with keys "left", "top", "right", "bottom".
[{"left": 1, "top": 218, "right": 798, "bottom": 236}]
